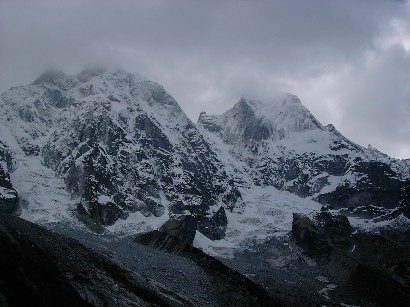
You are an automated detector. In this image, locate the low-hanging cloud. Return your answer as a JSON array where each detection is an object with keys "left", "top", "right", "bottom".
[{"left": 1, "top": 0, "right": 409, "bottom": 158}]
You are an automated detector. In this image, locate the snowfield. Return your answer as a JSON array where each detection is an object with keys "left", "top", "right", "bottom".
[{"left": 194, "top": 185, "right": 322, "bottom": 257}]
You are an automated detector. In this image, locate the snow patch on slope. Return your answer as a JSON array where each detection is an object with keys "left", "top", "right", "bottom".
[
  {"left": 194, "top": 186, "right": 321, "bottom": 257},
  {"left": 0, "top": 186, "right": 15, "bottom": 199},
  {"left": 12, "top": 155, "right": 78, "bottom": 225},
  {"left": 348, "top": 214, "right": 410, "bottom": 233}
]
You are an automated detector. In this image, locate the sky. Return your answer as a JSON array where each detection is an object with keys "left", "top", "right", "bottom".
[{"left": 1, "top": 0, "right": 409, "bottom": 159}]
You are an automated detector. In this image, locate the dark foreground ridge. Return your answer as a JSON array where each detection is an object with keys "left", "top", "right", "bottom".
[
  {"left": 0, "top": 213, "right": 193, "bottom": 306},
  {"left": 135, "top": 230, "right": 284, "bottom": 307},
  {"left": 0, "top": 212, "right": 285, "bottom": 306}
]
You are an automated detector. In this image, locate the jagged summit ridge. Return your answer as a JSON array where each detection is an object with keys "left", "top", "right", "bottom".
[
  {"left": 31, "top": 69, "right": 79, "bottom": 91},
  {"left": 238, "top": 93, "right": 322, "bottom": 132},
  {"left": 32, "top": 69, "right": 70, "bottom": 85},
  {"left": 198, "top": 94, "right": 323, "bottom": 150},
  {"left": 76, "top": 67, "right": 107, "bottom": 82}
]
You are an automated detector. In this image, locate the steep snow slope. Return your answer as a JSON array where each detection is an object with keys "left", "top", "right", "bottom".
[{"left": 0, "top": 69, "right": 241, "bottom": 239}]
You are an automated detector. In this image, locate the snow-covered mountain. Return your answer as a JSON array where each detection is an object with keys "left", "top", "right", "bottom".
[
  {"left": 0, "top": 68, "right": 241, "bottom": 239},
  {"left": 0, "top": 69, "right": 409, "bottom": 250},
  {"left": 198, "top": 94, "right": 410, "bottom": 223}
]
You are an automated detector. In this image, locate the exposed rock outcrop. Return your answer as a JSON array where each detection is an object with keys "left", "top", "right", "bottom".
[
  {"left": 197, "top": 206, "right": 228, "bottom": 240},
  {"left": 347, "top": 232, "right": 410, "bottom": 306},
  {"left": 315, "top": 211, "right": 353, "bottom": 249},
  {"left": 159, "top": 215, "right": 197, "bottom": 244},
  {"left": 292, "top": 213, "right": 332, "bottom": 257},
  {"left": 292, "top": 212, "right": 353, "bottom": 258},
  {"left": 292, "top": 212, "right": 410, "bottom": 306}
]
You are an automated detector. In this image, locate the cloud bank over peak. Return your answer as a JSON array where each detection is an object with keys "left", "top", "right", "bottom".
[{"left": 0, "top": 0, "right": 409, "bottom": 158}]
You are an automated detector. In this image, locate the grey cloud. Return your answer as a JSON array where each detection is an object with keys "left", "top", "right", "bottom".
[
  {"left": 338, "top": 45, "right": 410, "bottom": 156},
  {"left": 0, "top": 0, "right": 409, "bottom": 157}
]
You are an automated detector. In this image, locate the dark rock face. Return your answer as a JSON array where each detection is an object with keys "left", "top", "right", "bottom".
[
  {"left": 0, "top": 213, "right": 193, "bottom": 307},
  {"left": 400, "top": 179, "right": 410, "bottom": 218},
  {"left": 44, "top": 88, "right": 74, "bottom": 108},
  {"left": 292, "top": 213, "right": 333, "bottom": 257},
  {"left": 159, "top": 215, "right": 197, "bottom": 244},
  {"left": 135, "top": 230, "right": 284, "bottom": 307},
  {"left": 197, "top": 206, "right": 228, "bottom": 240},
  {"left": 0, "top": 175, "right": 18, "bottom": 214},
  {"left": 292, "top": 213, "right": 410, "bottom": 305},
  {"left": 197, "top": 112, "right": 222, "bottom": 133},
  {"left": 315, "top": 211, "right": 353, "bottom": 249},
  {"left": 317, "top": 160, "right": 407, "bottom": 215},
  {"left": 323, "top": 231, "right": 410, "bottom": 307},
  {"left": 0, "top": 142, "right": 18, "bottom": 214},
  {"left": 292, "top": 212, "right": 353, "bottom": 258},
  {"left": 71, "top": 146, "right": 129, "bottom": 226}
]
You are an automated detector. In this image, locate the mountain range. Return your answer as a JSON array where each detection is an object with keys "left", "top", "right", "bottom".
[{"left": 0, "top": 68, "right": 409, "bottom": 247}]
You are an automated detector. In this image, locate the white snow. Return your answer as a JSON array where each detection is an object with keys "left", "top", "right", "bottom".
[
  {"left": 315, "top": 276, "right": 330, "bottom": 283},
  {"left": 0, "top": 186, "right": 15, "bottom": 199},
  {"left": 348, "top": 214, "right": 410, "bottom": 232},
  {"left": 194, "top": 185, "right": 322, "bottom": 257},
  {"left": 12, "top": 155, "right": 78, "bottom": 225},
  {"left": 193, "top": 230, "right": 237, "bottom": 257},
  {"left": 106, "top": 206, "right": 170, "bottom": 235},
  {"left": 318, "top": 283, "right": 337, "bottom": 300},
  {"left": 98, "top": 194, "right": 114, "bottom": 205}
]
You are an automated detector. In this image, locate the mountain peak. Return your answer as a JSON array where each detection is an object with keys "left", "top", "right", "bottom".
[
  {"left": 31, "top": 69, "right": 79, "bottom": 91},
  {"left": 226, "top": 93, "right": 322, "bottom": 133},
  {"left": 262, "top": 92, "right": 299, "bottom": 106},
  {"left": 76, "top": 67, "right": 107, "bottom": 82},
  {"left": 32, "top": 69, "right": 69, "bottom": 85},
  {"left": 32, "top": 68, "right": 148, "bottom": 87},
  {"left": 239, "top": 92, "right": 300, "bottom": 108}
]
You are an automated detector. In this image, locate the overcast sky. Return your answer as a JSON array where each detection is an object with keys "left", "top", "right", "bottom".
[{"left": 1, "top": 0, "right": 409, "bottom": 158}]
